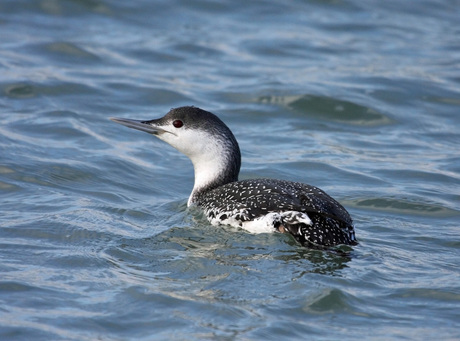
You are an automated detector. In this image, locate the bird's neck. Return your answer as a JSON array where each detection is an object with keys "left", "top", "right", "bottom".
[{"left": 187, "top": 144, "right": 241, "bottom": 206}]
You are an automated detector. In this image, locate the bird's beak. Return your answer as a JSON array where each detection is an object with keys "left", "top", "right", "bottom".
[{"left": 110, "top": 117, "right": 166, "bottom": 135}]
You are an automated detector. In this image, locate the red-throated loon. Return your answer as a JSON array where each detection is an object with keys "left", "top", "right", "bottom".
[{"left": 111, "top": 106, "right": 357, "bottom": 248}]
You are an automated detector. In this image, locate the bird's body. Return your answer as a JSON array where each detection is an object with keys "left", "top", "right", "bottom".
[
  {"left": 196, "top": 178, "right": 355, "bottom": 247},
  {"left": 111, "top": 106, "right": 357, "bottom": 248}
]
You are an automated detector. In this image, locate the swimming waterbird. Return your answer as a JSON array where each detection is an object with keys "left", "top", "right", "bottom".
[{"left": 111, "top": 106, "right": 357, "bottom": 248}]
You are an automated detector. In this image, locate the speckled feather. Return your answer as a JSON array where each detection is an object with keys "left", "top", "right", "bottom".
[{"left": 196, "top": 178, "right": 356, "bottom": 247}]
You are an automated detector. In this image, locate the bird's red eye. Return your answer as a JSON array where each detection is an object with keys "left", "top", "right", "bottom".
[{"left": 172, "top": 120, "right": 183, "bottom": 128}]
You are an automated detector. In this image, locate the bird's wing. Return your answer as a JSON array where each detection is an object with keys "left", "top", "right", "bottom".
[{"left": 200, "top": 178, "right": 352, "bottom": 225}]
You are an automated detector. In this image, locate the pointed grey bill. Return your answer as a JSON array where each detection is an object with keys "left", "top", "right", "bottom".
[{"left": 110, "top": 117, "right": 165, "bottom": 135}]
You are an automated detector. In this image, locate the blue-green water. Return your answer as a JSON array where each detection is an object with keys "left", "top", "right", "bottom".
[{"left": 1, "top": 0, "right": 459, "bottom": 340}]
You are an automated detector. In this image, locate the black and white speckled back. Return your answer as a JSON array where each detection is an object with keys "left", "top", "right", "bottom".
[{"left": 196, "top": 178, "right": 356, "bottom": 247}]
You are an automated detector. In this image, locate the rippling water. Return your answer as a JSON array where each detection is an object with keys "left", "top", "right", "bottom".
[{"left": 1, "top": 0, "right": 459, "bottom": 340}]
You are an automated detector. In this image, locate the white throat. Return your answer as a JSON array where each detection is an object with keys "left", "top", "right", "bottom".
[
  {"left": 187, "top": 145, "right": 229, "bottom": 206},
  {"left": 153, "top": 123, "right": 240, "bottom": 207}
]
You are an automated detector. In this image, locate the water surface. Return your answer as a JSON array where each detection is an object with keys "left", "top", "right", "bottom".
[{"left": 1, "top": 0, "right": 459, "bottom": 340}]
